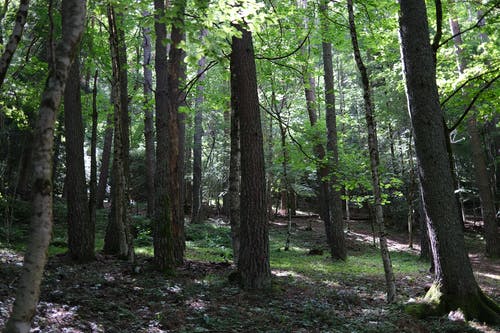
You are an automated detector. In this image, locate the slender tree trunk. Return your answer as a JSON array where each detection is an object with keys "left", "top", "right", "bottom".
[
  {"left": 228, "top": 93, "right": 241, "bottom": 265},
  {"left": 0, "top": 0, "right": 29, "bottom": 88},
  {"left": 231, "top": 25, "right": 271, "bottom": 290},
  {"left": 103, "top": 4, "right": 134, "bottom": 262},
  {"left": 153, "top": 0, "right": 175, "bottom": 270},
  {"left": 142, "top": 16, "right": 155, "bottom": 218},
  {"left": 398, "top": 0, "right": 499, "bottom": 323},
  {"left": 2, "top": 0, "right": 86, "bottom": 331},
  {"left": 96, "top": 113, "right": 112, "bottom": 208},
  {"left": 348, "top": 0, "right": 395, "bottom": 303},
  {"left": 321, "top": 1, "right": 346, "bottom": 260},
  {"left": 192, "top": 29, "right": 207, "bottom": 224},
  {"left": 64, "top": 56, "right": 94, "bottom": 262},
  {"left": 449, "top": 17, "right": 499, "bottom": 257},
  {"left": 89, "top": 69, "right": 98, "bottom": 254}
]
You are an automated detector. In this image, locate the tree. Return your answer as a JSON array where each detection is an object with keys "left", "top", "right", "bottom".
[
  {"left": 347, "top": 0, "right": 395, "bottom": 303},
  {"left": 64, "top": 56, "right": 94, "bottom": 262},
  {"left": 96, "top": 113, "right": 113, "bottom": 208},
  {"left": 142, "top": 12, "right": 155, "bottom": 219},
  {"left": 103, "top": 4, "right": 134, "bottom": 261},
  {"left": 2, "top": 0, "right": 86, "bottom": 330},
  {"left": 153, "top": 0, "right": 175, "bottom": 270},
  {"left": 231, "top": 24, "right": 271, "bottom": 290},
  {"left": 320, "top": 0, "right": 346, "bottom": 260},
  {"left": 398, "top": 0, "right": 500, "bottom": 323}
]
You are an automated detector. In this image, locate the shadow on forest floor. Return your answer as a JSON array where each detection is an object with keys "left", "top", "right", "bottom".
[{"left": 0, "top": 215, "right": 498, "bottom": 333}]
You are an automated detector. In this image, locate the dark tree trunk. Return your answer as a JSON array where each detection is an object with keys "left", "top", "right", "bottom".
[
  {"left": 103, "top": 4, "right": 134, "bottom": 262},
  {"left": 398, "top": 0, "right": 499, "bottom": 323},
  {"left": 321, "top": 1, "right": 346, "bottom": 260},
  {"left": 231, "top": 25, "right": 271, "bottom": 290},
  {"left": 2, "top": 0, "right": 86, "bottom": 330},
  {"left": 142, "top": 16, "right": 155, "bottom": 218},
  {"left": 96, "top": 113, "right": 113, "bottom": 208},
  {"left": 153, "top": 0, "right": 175, "bottom": 270},
  {"left": 89, "top": 69, "right": 98, "bottom": 256},
  {"left": 192, "top": 30, "right": 207, "bottom": 224},
  {"left": 64, "top": 56, "right": 94, "bottom": 262},
  {"left": 348, "top": 0, "right": 395, "bottom": 303}
]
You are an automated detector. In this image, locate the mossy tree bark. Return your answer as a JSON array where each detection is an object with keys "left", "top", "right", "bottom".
[
  {"left": 2, "top": 0, "right": 86, "bottom": 331},
  {"left": 231, "top": 25, "right": 271, "bottom": 290},
  {"left": 398, "top": 0, "right": 500, "bottom": 323}
]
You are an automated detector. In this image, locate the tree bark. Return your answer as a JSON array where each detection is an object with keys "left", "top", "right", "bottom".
[
  {"left": 166, "top": 0, "right": 186, "bottom": 265},
  {"left": 153, "top": 0, "right": 175, "bottom": 271},
  {"left": 231, "top": 25, "right": 271, "bottom": 290},
  {"left": 398, "top": 0, "right": 499, "bottom": 323},
  {"left": 142, "top": 15, "right": 155, "bottom": 218},
  {"left": 0, "top": 0, "right": 29, "bottom": 88},
  {"left": 321, "top": 1, "right": 346, "bottom": 260},
  {"left": 64, "top": 56, "right": 94, "bottom": 262},
  {"left": 348, "top": 0, "right": 396, "bottom": 303},
  {"left": 89, "top": 69, "right": 98, "bottom": 257},
  {"left": 103, "top": 4, "right": 134, "bottom": 262},
  {"left": 2, "top": 0, "right": 86, "bottom": 331}
]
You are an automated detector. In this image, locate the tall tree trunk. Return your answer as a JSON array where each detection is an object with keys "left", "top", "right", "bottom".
[
  {"left": 2, "top": 0, "right": 86, "bottom": 331},
  {"left": 448, "top": 17, "right": 499, "bottom": 257},
  {"left": 153, "top": 0, "right": 175, "bottom": 270},
  {"left": 89, "top": 69, "right": 98, "bottom": 256},
  {"left": 64, "top": 56, "right": 94, "bottom": 262},
  {"left": 300, "top": 0, "right": 336, "bottom": 258},
  {"left": 231, "top": 25, "right": 271, "bottom": 290},
  {"left": 96, "top": 113, "right": 113, "bottom": 208},
  {"left": 103, "top": 4, "right": 134, "bottom": 262},
  {"left": 142, "top": 15, "right": 155, "bottom": 218},
  {"left": 167, "top": 0, "right": 186, "bottom": 265},
  {"left": 398, "top": 0, "right": 499, "bottom": 323},
  {"left": 347, "top": 0, "right": 395, "bottom": 303},
  {"left": 0, "top": 0, "right": 29, "bottom": 88},
  {"left": 192, "top": 29, "right": 207, "bottom": 224},
  {"left": 320, "top": 1, "right": 346, "bottom": 260}
]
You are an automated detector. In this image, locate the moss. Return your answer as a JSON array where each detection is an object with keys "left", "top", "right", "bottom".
[{"left": 405, "top": 283, "right": 500, "bottom": 325}]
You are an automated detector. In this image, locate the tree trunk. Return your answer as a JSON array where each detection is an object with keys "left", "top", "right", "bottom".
[
  {"left": 96, "top": 113, "right": 113, "bottom": 208},
  {"left": 2, "top": 0, "right": 86, "bottom": 331},
  {"left": 64, "top": 56, "right": 94, "bottom": 262},
  {"left": 192, "top": 29, "right": 207, "bottom": 224},
  {"left": 398, "top": 0, "right": 499, "bottom": 323},
  {"left": 153, "top": 0, "right": 175, "bottom": 271},
  {"left": 348, "top": 0, "right": 395, "bottom": 303},
  {"left": 0, "top": 0, "right": 29, "bottom": 88},
  {"left": 142, "top": 15, "right": 155, "bottom": 218},
  {"left": 167, "top": 0, "right": 186, "bottom": 265},
  {"left": 321, "top": 1, "right": 346, "bottom": 260},
  {"left": 89, "top": 69, "right": 98, "bottom": 257},
  {"left": 231, "top": 25, "right": 271, "bottom": 290},
  {"left": 448, "top": 17, "right": 499, "bottom": 257},
  {"left": 103, "top": 4, "right": 134, "bottom": 262}
]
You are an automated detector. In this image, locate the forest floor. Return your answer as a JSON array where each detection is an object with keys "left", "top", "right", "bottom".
[{"left": 0, "top": 213, "right": 499, "bottom": 333}]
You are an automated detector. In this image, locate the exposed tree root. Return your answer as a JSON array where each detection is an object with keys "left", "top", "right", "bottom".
[{"left": 405, "top": 283, "right": 500, "bottom": 324}]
